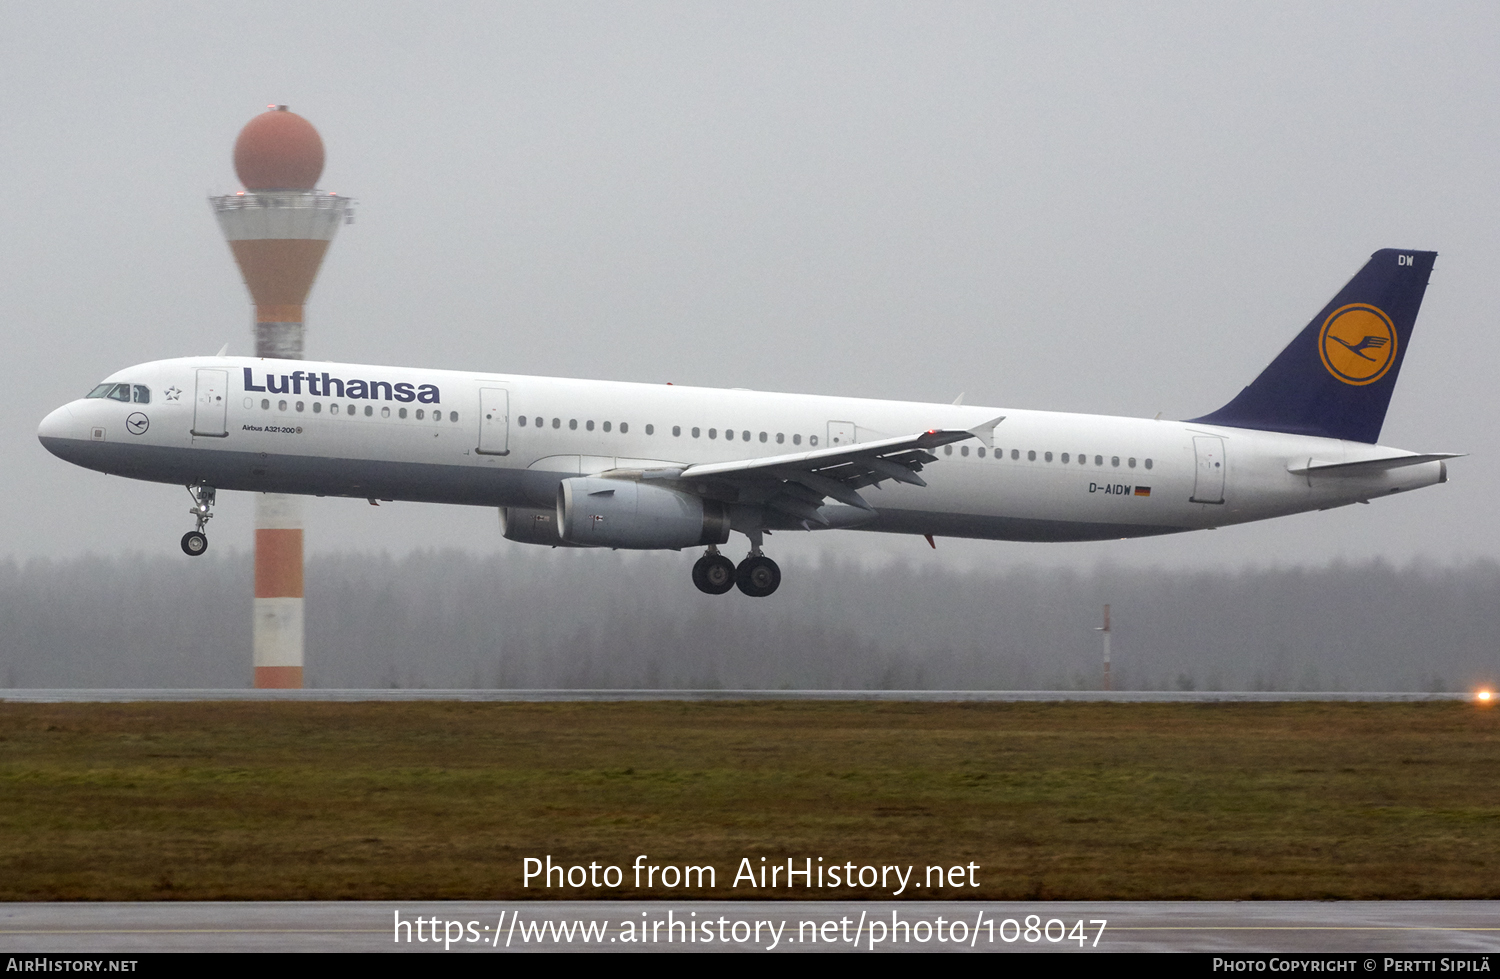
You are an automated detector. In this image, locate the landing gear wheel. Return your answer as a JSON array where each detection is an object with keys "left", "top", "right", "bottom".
[
  {"left": 735, "top": 555, "right": 781, "bottom": 597},
  {"left": 693, "top": 554, "right": 736, "bottom": 595},
  {"left": 181, "top": 531, "right": 208, "bottom": 557}
]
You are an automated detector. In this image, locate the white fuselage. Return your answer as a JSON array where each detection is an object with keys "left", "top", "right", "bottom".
[{"left": 38, "top": 356, "right": 1447, "bottom": 544}]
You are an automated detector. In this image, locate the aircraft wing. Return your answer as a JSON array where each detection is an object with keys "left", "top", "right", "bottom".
[{"left": 629, "top": 416, "right": 1003, "bottom": 526}]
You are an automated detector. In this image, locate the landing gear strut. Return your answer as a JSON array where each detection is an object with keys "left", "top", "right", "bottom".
[
  {"left": 692, "top": 546, "right": 736, "bottom": 595},
  {"left": 181, "top": 484, "right": 215, "bottom": 557}
]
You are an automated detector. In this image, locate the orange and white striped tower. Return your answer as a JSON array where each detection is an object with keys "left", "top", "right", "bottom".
[{"left": 209, "top": 105, "right": 352, "bottom": 688}]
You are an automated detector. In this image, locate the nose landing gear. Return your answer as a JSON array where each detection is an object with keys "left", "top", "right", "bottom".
[{"left": 181, "top": 484, "right": 215, "bottom": 557}]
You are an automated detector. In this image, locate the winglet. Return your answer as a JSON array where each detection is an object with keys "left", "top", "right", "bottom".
[
  {"left": 215, "top": 343, "right": 229, "bottom": 358},
  {"left": 966, "top": 415, "right": 1005, "bottom": 449}
]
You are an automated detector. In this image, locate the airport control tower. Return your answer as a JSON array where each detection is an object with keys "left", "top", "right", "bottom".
[{"left": 210, "top": 106, "right": 352, "bottom": 689}]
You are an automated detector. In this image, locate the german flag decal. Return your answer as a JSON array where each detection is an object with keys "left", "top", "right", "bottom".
[{"left": 1134, "top": 486, "right": 1151, "bottom": 497}]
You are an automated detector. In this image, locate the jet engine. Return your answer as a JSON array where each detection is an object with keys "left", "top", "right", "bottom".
[
  {"left": 499, "top": 506, "right": 590, "bottom": 547},
  {"left": 557, "top": 477, "right": 731, "bottom": 549}
]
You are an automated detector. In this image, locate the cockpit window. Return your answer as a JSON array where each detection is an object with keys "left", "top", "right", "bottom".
[
  {"left": 85, "top": 382, "right": 146, "bottom": 402},
  {"left": 87, "top": 383, "right": 133, "bottom": 402}
]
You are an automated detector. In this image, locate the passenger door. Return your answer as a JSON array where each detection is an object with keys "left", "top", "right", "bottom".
[
  {"left": 191, "top": 369, "right": 228, "bottom": 437},
  {"left": 1191, "top": 436, "right": 1226, "bottom": 504}
]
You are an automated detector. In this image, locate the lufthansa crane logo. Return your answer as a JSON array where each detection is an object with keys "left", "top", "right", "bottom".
[{"left": 1318, "top": 303, "right": 1397, "bottom": 386}]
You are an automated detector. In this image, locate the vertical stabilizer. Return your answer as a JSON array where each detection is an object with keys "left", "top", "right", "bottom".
[{"left": 1189, "top": 249, "right": 1435, "bottom": 443}]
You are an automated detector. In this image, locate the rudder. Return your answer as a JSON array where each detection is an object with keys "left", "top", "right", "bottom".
[{"left": 1188, "top": 248, "right": 1436, "bottom": 443}]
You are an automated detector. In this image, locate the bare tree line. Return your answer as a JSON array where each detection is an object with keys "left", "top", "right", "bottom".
[{"left": 0, "top": 550, "right": 1495, "bottom": 691}]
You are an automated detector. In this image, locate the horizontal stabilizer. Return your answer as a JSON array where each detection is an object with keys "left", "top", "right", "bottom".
[{"left": 1287, "top": 452, "right": 1462, "bottom": 476}]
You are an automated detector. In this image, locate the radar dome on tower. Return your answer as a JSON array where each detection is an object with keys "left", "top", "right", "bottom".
[{"left": 233, "top": 105, "right": 325, "bottom": 191}]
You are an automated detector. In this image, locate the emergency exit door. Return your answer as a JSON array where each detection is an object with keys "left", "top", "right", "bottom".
[{"left": 477, "top": 387, "right": 510, "bottom": 455}]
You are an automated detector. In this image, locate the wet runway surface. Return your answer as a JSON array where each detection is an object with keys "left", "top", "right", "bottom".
[
  {"left": 1, "top": 901, "right": 1497, "bottom": 953},
  {"left": 0, "top": 689, "right": 1478, "bottom": 703}
]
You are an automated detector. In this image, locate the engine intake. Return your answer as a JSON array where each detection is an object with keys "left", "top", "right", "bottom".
[
  {"left": 500, "top": 506, "right": 590, "bottom": 547},
  {"left": 557, "top": 477, "right": 731, "bottom": 549}
]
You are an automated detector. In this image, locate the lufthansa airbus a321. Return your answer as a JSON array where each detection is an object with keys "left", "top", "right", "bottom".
[{"left": 39, "top": 249, "right": 1458, "bottom": 596}]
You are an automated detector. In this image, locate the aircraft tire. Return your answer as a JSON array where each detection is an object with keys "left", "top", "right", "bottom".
[
  {"left": 693, "top": 554, "right": 736, "bottom": 595},
  {"left": 735, "top": 555, "right": 781, "bottom": 597},
  {"left": 181, "top": 531, "right": 208, "bottom": 557}
]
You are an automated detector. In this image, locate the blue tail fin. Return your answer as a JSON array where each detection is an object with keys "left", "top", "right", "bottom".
[{"left": 1188, "top": 249, "right": 1436, "bottom": 444}]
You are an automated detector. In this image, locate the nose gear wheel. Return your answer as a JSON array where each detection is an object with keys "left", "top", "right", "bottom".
[{"left": 182, "top": 484, "right": 216, "bottom": 558}]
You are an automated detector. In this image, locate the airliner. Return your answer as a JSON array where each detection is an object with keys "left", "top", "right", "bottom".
[{"left": 38, "top": 249, "right": 1457, "bottom": 596}]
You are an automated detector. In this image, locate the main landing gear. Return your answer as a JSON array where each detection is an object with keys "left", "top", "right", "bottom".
[
  {"left": 691, "top": 544, "right": 781, "bottom": 597},
  {"left": 181, "top": 484, "right": 215, "bottom": 557}
]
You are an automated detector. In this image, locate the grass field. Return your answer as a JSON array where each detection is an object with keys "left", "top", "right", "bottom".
[{"left": 0, "top": 700, "right": 1496, "bottom": 900}]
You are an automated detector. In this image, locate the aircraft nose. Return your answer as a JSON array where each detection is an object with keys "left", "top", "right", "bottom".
[{"left": 37, "top": 403, "right": 81, "bottom": 452}]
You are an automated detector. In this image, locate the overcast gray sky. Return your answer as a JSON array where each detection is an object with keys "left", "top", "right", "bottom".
[{"left": 2, "top": 1, "right": 1495, "bottom": 572}]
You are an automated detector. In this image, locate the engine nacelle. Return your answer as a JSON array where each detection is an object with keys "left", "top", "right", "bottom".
[
  {"left": 501, "top": 505, "right": 595, "bottom": 547},
  {"left": 557, "top": 477, "right": 731, "bottom": 549}
]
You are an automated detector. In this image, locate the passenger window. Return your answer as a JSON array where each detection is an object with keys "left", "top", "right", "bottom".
[
  {"left": 569, "top": 419, "right": 577, "bottom": 430},
  {"left": 313, "top": 402, "right": 322, "bottom": 414},
  {"left": 350, "top": 405, "right": 358, "bottom": 416},
  {"left": 1111, "top": 456, "right": 1120, "bottom": 467},
  {"left": 1079, "top": 454, "right": 1087, "bottom": 465},
  {"left": 1095, "top": 455, "right": 1103, "bottom": 465},
  {"left": 381, "top": 406, "right": 390, "bottom": 418},
  {"left": 586, "top": 420, "right": 595, "bottom": 431},
  {"left": 977, "top": 447, "right": 985, "bottom": 458},
  {"left": 449, "top": 412, "right": 457, "bottom": 422},
  {"left": 759, "top": 432, "right": 767, "bottom": 443},
  {"left": 1060, "top": 452, "right": 1069, "bottom": 463},
  {"left": 278, "top": 400, "right": 288, "bottom": 411},
  {"left": 518, "top": 416, "right": 527, "bottom": 426},
  {"left": 645, "top": 424, "right": 653, "bottom": 435},
  {"left": 1128, "top": 457, "right": 1136, "bottom": 468},
  {"left": 810, "top": 436, "right": 818, "bottom": 446},
  {"left": 709, "top": 428, "right": 717, "bottom": 439},
  {"left": 1027, "top": 450, "right": 1036, "bottom": 461},
  {"left": 552, "top": 418, "right": 560, "bottom": 429},
  {"left": 397, "top": 407, "right": 405, "bottom": 418},
  {"left": 743, "top": 430, "right": 751, "bottom": 441},
  {"left": 944, "top": 445, "right": 953, "bottom": 456},
  {"left": 602, "top": 421, "right": 611, "bottom": 432},
  {"left": 1044, "top": 451, "right": 1053, "bottom": 462},
  {"left": 362, "top": 405, "right": 371, "bottom": 417},
  {"left": 673, "top": 426, "right": 681, "bottom": 437},
  {"left": 793, "top": 434, "right": 801, "bottom": 445},
  {"left": 692, "top": 427, "right": 700, "bottom": 438},
  {"left": 1145, "top": 458, "right": 1153, "bottom": 470},
  {"left": 133, "top": 385, "right": 150, "bottom": 404},
  {"left": 960, "top": 446, "right": 969, "bottom": 457},
  {"left": 262, "top": 399, "right": 270, "bottom": 410},
  {"left": 533, "top": 417, "right": 542, "bottom": 427},
  {"left": 620, "top": 422, "right": 629, "bottom": 434},
  {"left": 296, "top": 401, "right": 305, "bottom": 412},
  {"left": 412, "top": 408, "right": 420, "bottom": 419},
  {"left": 776, "top": 433, "right": 784, "bottom": 444},
  {"left": 1011, "top": 449, "right": 1019, "bottom": 460}
]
